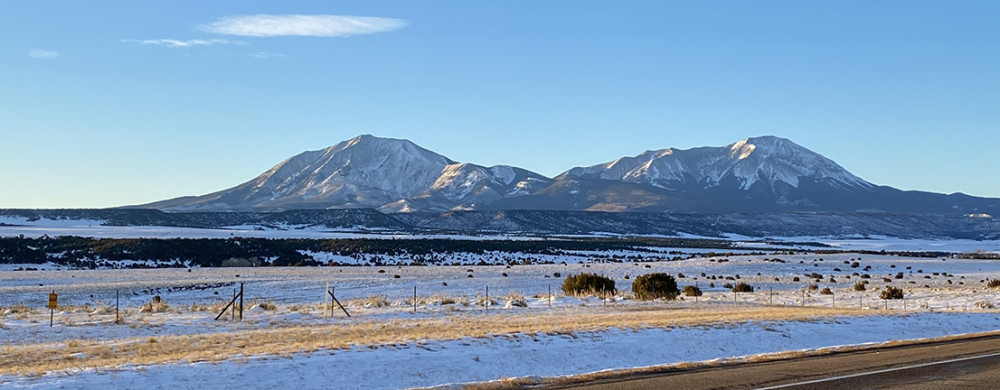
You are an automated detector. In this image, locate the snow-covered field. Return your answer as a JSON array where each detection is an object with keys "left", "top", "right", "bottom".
[
  {"left": 5, "top": 313, "right": 1000, "bottom": 390},
  {"left": 5, "top": 220, "right": 1000, "bottom": 389},
  {"left": 0, "top": 218, "right": 533, "bottom": 241},
  {"left": 4, "top": 216, "right": 1000, "bottom": 255},
  {"left": 3, "top": 251, "right": 1000, "bottom": 388},
  {"left": 5, "top": 253, "right": 1000, "bottom": 309}
]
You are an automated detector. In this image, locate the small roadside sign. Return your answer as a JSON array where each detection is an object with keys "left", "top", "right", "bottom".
[{"left": 48, "top": 292, "right": 58, "bottom": 309}]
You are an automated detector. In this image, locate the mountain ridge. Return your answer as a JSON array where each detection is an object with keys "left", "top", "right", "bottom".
[{"left": 136, "top": 134, "right": 1000, "bottom": 215}]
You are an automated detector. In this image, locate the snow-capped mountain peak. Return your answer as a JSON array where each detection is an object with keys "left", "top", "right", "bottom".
[
  {"left": 137, "top": 134, "right": 997, "bottom": 215},
  {"left": 562, "top": 135, "right": 872, "bottom": 192},
  {"left": 142, "top": 135, "right": 550, "bottom": 212}
]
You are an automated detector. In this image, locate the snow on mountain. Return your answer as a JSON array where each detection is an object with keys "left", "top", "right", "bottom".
[
  {"left": 562, "top": 136, "right": 872, "bottom": 192},
  {"left": 141, "top": 135, "right": 551, "bottom": 212},
  {"left": 139, "top": 134, "right": 1000, "bottom": 215}
]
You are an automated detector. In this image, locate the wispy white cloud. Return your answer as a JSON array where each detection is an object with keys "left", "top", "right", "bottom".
[
  {"left": 120, "top": 38, "right": 246, "bottom": 48},
  {"left": 28, "top": 49, "right": 59, "bottom": 59},
  {"left": 200, "top": 14, "right": 407, "bottom": 37},
  {"left": 247, "top": 51, "right": 285, "bottom": 59}
]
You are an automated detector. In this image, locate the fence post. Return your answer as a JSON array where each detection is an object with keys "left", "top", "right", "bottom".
[
  {"left": 413, "top": 285, "right": 417, "bottom": 314},
  {"left": 327, "top": 288, "right": 351, "bottom": 317},
  {"left": 116, "top": 289, "right": 120, "bottom": 325},
  {"left": 548, "top": 285, "right": 552, "bottom": 308},
  {"left": 239, "top": 283, "right": 244, "bottom": 321},
  {"left": 325, "top": 282, "right": 330, "bottom": 319},
  {"left": 231, "top": 288, "right": 236, "bottom": 321},
  {"left": 485, "top": 285, "right": 489, "bottom": 311}
]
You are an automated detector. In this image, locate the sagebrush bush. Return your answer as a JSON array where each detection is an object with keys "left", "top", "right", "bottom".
[
  {"left": 853, "top": 282, "right": 866, "bottom": 291},
  {"left": 881, "top": 286, "right": 904, "bottom": 300},
  {"left": 732, "top": 282, "right": 754, "bottom": 293},
  {"left": 365, "top": 295, "right": 391, "bottom": 307},
  {"left": 987, "top": 279, "right": 1000, "bottom": 289},
  {"left": 820, "top": 287, "right": 833, "bottom": 295},
  {"left": 631, "top": 273, "right": 680, "bottom": 300},
  {"left": 683, "top": 285, "right": 703, "bottom": 297},
  {"left": 561, "top": 273, "right": 616, "bottom": 296}
]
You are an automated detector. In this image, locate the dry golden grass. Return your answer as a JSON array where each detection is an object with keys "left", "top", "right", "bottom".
[{"left": 0, "top": 305, "right": 871, "bottom": 376}]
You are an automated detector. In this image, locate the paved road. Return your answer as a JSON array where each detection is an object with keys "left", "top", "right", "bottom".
[{"left": 547, "top": 334, "right": 1000, "bottom": 390}]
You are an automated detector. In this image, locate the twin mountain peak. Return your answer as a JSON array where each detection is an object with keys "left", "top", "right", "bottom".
[{"left": 141, "top": 135, "right": 998, "bottom": 215}]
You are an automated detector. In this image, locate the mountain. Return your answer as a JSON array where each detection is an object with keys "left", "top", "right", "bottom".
[
  {"left": 489, "top": 136, "right": 1000, "bottom": 214},
  {"left": 140, "top": 135, "right": 552, "bottom": 212},
  {"left": 561, "top": 136, "right": 871, "bottom": 192},
  {"left": 138, "top": 134, "right": 1000, "bottom": 215}
]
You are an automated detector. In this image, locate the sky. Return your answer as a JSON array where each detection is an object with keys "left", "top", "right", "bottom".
[{"left": 1, "top": 1, "right": 998, "bottom": 208}]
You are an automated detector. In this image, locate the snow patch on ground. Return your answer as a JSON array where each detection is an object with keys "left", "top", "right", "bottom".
[{"left": 6, "top": 313, "right": 1000, "bottom": 389}]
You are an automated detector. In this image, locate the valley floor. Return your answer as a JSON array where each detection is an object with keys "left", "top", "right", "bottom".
[{"left": 4, "top": 250, "right": 1000, "bottom": 388}]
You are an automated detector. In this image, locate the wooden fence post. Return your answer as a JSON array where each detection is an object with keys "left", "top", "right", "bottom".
[{"left": 327, "top": 288, "right": 351, "bottom": 317}]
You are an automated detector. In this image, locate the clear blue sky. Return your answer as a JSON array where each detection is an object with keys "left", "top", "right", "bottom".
[{"left": 1, "top": 1, "right": 998, "bottom": 208}]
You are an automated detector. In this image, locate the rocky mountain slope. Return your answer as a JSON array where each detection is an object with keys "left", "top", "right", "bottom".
[
  {"left": 137, "top": 135, "right": 1000, "bottom": 215},
  {"left": 141, "top": 135, "right": 551, "bottom": 212}
]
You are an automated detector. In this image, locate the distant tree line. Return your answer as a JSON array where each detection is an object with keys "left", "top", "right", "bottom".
[{"left": 0, "top": 236, "right": 741, "bottom": 268}]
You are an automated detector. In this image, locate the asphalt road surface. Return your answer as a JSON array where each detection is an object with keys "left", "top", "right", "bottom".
[{"left": 547, "top": 334, "right": 1000, "bottom": 390}]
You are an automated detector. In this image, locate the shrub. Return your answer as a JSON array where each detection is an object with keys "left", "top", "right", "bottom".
[
  {"left": 820, "top": 287, "right": 833, "bottom": 295},
  {"left": 365, "top": 295, "right": 391, "bottom": 307},
  {"left": 683, "top": 285, "right": 703, "bottom": 297},
  {"left": 561, "top": 273, "right": 616, "bottom": 296},
  {"left": 880, "top": 286, "right": 904, "bottom": 300},
  {"left": 631, "top": 273, "right": 680, "bottom": 300},
  {"left": 807, "top": 284, "right": 819, "bottom": 291},
  {"left": 504, "top": 293, "right": 528, "bottom": 308},
  {"left": 853, "top": 282, "right": 866, "bottom": 291},
  {"left": 987, "top": 279, "right": 1000, "bottom": 290},
  {"left": 732, "top": 282, "right": 754, "bottom": 293}
]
